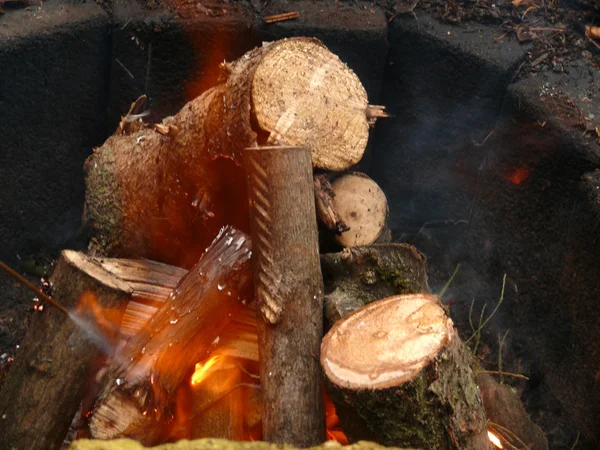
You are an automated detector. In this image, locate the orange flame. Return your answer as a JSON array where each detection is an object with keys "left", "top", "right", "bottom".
[
  {"left": 488, "top": 430, "right": 503, "bottom": 448},
  {"left": 75, "top": 291, "right": 125, "bottom": 342},
  {"left": 191, "top": 355, "right": 225, "bottom": 386}
]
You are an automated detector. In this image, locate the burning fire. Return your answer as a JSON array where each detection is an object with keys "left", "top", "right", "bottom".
[
  {"left": 488, "top": 430, "right": 503, "bottom": 448},
  {"left": 190, "top": 355, "right": 225, "bottom": 386}
]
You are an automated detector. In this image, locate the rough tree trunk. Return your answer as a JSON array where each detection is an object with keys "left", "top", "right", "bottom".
[
  {"left": 321, "top": 294, "right": 492, "bottom": 450},
  {"left": 320, "top": 244, "right": 430, "bottom": 330},
  {"left": 245, "top": 146, "right": 325, "bottom": 446},
  {"left": 84, "top": 37, "right": 382, "bottom": 269},
  {"left": 0, "top": 251, "right": 163, "bottom": 450},
  {"left": 89, "top": 227, "right": 252, "bottom": 446}
]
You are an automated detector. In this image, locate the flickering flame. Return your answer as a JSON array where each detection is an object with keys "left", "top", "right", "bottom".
[
  {"left": 488, "top": 430, "right": 503, "bottom": 448},
  {"left": 191, "top": 355, "right": 224, "bottom": 386}
]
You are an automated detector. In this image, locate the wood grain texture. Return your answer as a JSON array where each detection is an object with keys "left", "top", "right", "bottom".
[
  {"left": 0, "top": 251, "right": 132, "bottom": 450},
  {"left": 245, "top": 146, "right": 325, "bottom": 446}
]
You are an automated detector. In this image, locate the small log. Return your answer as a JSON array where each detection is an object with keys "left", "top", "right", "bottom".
[
  {"left": 0, "top": 251, "right": 132, "bottom": 450},
  {"left": 245, "top": 146, "right": 325, "bottom": 446},
  {"left": 330, "top": 173, "right": 389, "bottom": 247},
  {"left": 320, "top": 244, "right": 429, "bottom": 330},
  {"left": 85, "top": 37, "right": 381, "bottom": 268},
  {"left": 321, "top": 294, "right": 492, "bottom": 450},
  {"left": 89, "top": 227, "right": 252, "bottom": 446},
  {"left": 476, "top": 373, "right": 548, "bottom": 450}
]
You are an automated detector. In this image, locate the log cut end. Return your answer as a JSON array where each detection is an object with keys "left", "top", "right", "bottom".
[
  {"left": 252, "top": 38, "right": 369, "bottom": 171},
  {"left": 331, "top": 173, "right": 389, "bottom": 248},
  {"left": 321, "top": 294, "right": 454, "bottom": 390}
]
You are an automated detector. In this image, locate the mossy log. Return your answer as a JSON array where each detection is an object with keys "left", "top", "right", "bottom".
[
  {"left": 69, "top": 438, "right": 416, "bottom": 450},
  {"left": 84, "top": 37, "right": 382, "bottom": 269},
  {"left": 321, "top": 294, "right": 492, "bottom": 450},
  {"left": 320, "top": 244, "right": 429, "bottom": 330}
]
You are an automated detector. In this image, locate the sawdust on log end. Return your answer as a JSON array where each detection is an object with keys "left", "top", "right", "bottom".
[{"left": 252, "top": 38, "right": 370, "bottom": 171}]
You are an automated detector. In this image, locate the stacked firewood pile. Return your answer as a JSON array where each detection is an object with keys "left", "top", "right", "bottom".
[{"left": 0, "top": 38, "right": 547, "bottom": 450}]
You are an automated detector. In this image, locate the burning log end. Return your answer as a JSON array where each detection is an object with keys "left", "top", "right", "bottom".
[{"left": 90, "top": 227, "right": 253, "bottom": 446}]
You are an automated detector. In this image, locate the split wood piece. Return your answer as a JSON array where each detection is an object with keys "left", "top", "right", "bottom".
[
  {"left": 0, "top": 250, "right": 133, "bottom": 450},
  {"left": 314, "top": 174, "right": 350, "bottom": 235},
  {"left": 320, "top": 244, "right": 429, "bottom": 330},
  {"left": 331, "top": 172, "right": 389, "bottom": 247},
  {"left": 89, "top": 227, "right": 253, "bottom": 446},
  {"left": 476, "top": 373, "right": 548, "bottom": 450},
  {"left": 245, "top": 146, "right": 325, "bottom": 446},
  {"left": 85, "top": 37, "right": 382, "bottom": 267},
  {"left": 321, "top": 294, "right": 492, "bottom": 450}
]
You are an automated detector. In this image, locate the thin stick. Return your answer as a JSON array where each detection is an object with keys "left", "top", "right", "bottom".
[
  {"left": 0, "top": 260, "right": 69, "bottom": 316},
  {"left": 488, "top": 421, "right": 530, "bottom": 450},
  {"left": 264, "top": 11, "right": 299, "bottom": 23},
  {"left": 478, "top": 370, "right": 529, "bottom": 381},
  {"left": 497, "top": 329, "right": 510, "bottom": 383},
  {"left": 465, "top": 274, "right": 507, "bottom": 346},
  {"left": 438, "top": 263, "right": 460, "bottom": 299}
]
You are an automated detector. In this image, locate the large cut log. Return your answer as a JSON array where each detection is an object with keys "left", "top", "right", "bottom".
[
  {"left": 321, "top": 294, "right": 492, "bottom": 450},
  {"left": 320, "top": 244, "right": 429, "bottom": 330},
  {"left": 89, "top": 227, "right": 252, "bottom": 446},
  {"left": 84, "top": 37, "right": 383, "bottom": 268},
  {"left": 0, "top": 251, "right": 180, "bottom": 450},
  {"left": 245, "top": 146, "right": 325, "bottom": 446}
]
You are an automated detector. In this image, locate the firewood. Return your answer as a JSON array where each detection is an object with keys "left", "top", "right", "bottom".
[
  {"left": 476, "top": 373, "right": 548, "bottom": 450},
  {"left": 314, "top": 174, "right": 350, "bottom": 236},
  {"left": 84, "top": 37, "right": 382, "bottom": 268},
  {"left": 320, "top": 244, "right": 429, "bottom": 330},
  {"left": 330, "top": 173, "right": 389, "bottom": 247},
  {"left": 189, "top": 358, "right": 244, "bottom": 440},
  {"left": 89, "top": 227, "right": 252, "bottom": 446},
  {"left": 0, "top": 250, "right": 141, "bottom": 450},
  {"left": 321, "top": 294, "right": 492, "bottom": 450},
  {"left": 245, "top": 146, "right": 325, "bottom": 446}
]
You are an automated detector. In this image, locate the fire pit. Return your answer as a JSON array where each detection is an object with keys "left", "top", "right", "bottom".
[{"left": 1, "top": 1, "right": 599, "bottom": 449}]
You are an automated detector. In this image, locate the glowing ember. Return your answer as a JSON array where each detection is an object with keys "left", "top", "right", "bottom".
[
  {"left": 488, "top": 430, "right": 503, "bottom": 448},
  {"left": 190, "top": 355, "right": 223, "bottom": 386},
  {"left": 506, "top": 166, "right": 530, "bottom": 185}
]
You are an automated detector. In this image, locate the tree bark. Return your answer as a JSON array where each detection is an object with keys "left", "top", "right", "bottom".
[
  {"left": 89, "top": 227, "right": 252, "bottom": 446},
  {"left": 321, "top": 294, "right": 492, "bottom": 450},
  {"left": 245, "top": 146, "right": 325, "bottom": 446},
  {"left": 320, "top": 244, "right": 429, "bottom": 330},
  {"left": 0, "top": 251, "right": 133, "bottom": 450},
  {"left": 84, "top": 37, "right": 380, "bottom": 269}
]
